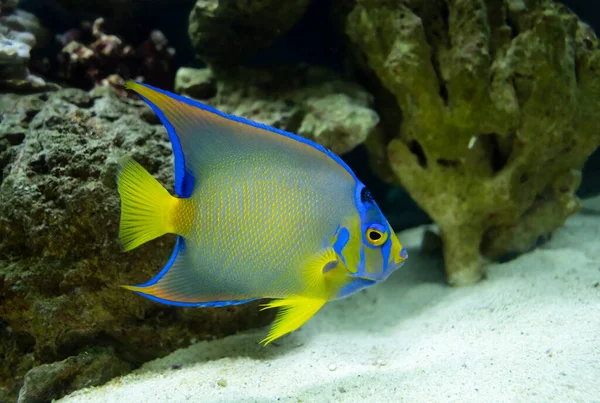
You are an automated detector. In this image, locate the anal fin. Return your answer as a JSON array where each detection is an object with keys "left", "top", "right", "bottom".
[
  {"left": 121, "top": 237, "right": 256, "bottom": 307},
  {"left": 260, "top": 296, "right": 327, "bottom": 345},
  {"left": 122, "top": 282, "right": 257, "bottom": 307}
]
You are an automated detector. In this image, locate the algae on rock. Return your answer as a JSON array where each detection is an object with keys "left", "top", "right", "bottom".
[
  {"left": 0, "top": 87, "right": 275, "bottom": 402},
  {"left": 338, "top": 0, "right": 600, "bottom": 285}
]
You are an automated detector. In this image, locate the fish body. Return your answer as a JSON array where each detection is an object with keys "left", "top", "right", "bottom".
[{"left": 117, "top": 81, "right": 408, "bottom": 344}]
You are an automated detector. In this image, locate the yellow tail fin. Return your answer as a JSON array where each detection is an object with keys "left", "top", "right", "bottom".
[
  {"left": 260, "top": 296, "right": 327, "bottom": 345},
  {"left": 117, "top": 156, "right": 180, "bottom": 251}
]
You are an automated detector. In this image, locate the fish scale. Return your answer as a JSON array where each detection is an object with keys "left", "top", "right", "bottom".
[{"left": 189, "top": 162, "right": 336, "bottom": 297}]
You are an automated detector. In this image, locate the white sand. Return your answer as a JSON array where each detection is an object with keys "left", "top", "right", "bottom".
[{"left": 57, "top": 207, "right": 600, "bottom": 403}]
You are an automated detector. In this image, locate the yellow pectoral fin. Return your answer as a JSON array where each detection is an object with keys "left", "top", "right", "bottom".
[
  {"left": 260, "top": 296, "right": 327, "bottom": 345},
  {"left": 304, "top": 247, "right": 339, "bottom": 290}
]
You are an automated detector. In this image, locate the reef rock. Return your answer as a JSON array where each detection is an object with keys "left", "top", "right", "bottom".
[
  {"left": 188, "top": 0, "right": 312, "bottom": 66},
  {"left": 337, "top": 0, "right": 600, "bottom": 285},
  {"left": 175, "top": 65, "right": 379, "bottom": 155},
  {"left": 0, "top": 2, "right": 55, "bottom": 92},
  {"left": 0, "top": 87, "right": 274, "bottom": 402},
  {"left": 17, "top": 347, "right": 131, "bottom": 403}
]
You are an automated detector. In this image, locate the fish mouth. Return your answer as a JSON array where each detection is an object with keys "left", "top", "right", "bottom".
[
  {"left": 393, "top": 248, "right": 408, "bottom": 265},
  {"left": 378, "top": 249, "right": 408, "bottom": 280},
  {"left": 357, "top": 248, "right": 408, "bottom": 282},
  {"left": 360, "top": 260, "right": 406, "bottom": 282}
]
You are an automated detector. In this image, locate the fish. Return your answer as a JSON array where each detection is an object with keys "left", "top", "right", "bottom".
[{"left": 116, "top": 80, "right": 408, "bottom": 345}]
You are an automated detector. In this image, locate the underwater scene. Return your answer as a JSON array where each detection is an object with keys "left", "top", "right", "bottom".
[{"left": 1, "top": 0, "right": 599, "bottom": 402}]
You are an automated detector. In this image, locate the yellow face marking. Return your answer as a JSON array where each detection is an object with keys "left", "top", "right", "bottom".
[{"left": 389, "top": 232, "right": 405, "bottom": 266}]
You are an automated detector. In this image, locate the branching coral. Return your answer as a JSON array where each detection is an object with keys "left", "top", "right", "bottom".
[
  {"left": 338, "top": 0, "right": 600, "bottom": 285},
  {"left": 57, "top": 17, "right": 176, "bottom": 90},
  {"left": 0, "top": 0, "right": 55, "bottom": 92}
]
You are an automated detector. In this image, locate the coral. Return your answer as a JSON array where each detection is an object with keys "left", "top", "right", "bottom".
[
  {"left": 0, "top": 87, "right": 274, "bottom": 402},
  {"left": 337, "top": 0, "right": 600, "bottom": 285},
  {"left": 188, "top": 0, "right": 312, "bottom": 66},
  {"left": 56, "top": 17, "right": 176, "bottom": 90},
  {"left": 0, "top": 1, "right": 56, "bottom": 92},
  {"left": 175, "top": 65, "right": 380, "bottom": 155}
]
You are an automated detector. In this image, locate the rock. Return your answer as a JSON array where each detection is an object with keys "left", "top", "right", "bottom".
[
  {"left": 17, "top": 348, "right": 131, "bottom": 403},
  {"left": 0, "top": 4, "right": 57, "bottom": 92},
  {"left": 0, "top": 86, "right": 274, "bottom": 401},
  {"left": 337, "top": 0, "right": 600, "bottom": 285},
  {"left": 188, "top": 0, "right": 312, "bottom": 66},
  {"left": 174, "top": 67, "right": 215, "bottom": 99},
  {"left": 175, "top": 65, "right": 379, "bottom": 155}
]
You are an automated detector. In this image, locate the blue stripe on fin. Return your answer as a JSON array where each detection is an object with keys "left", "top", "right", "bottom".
[
  {"left": 128, "top": 80, "right": 360, "bottom": 184},
  {"left": 135, "top": 93, "right": 196, "bottom": 198},
  {"left": 123, "top": 236, "right": 257, "bottom": 307},
  {"left": 132, "top": 291, "right": 258, "bottom": 308},
  {"left": 135, "top": 235, "right": 186, "bottom": 288}
]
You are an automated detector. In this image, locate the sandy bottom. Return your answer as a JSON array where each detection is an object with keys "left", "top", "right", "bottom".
[{"left": 57, "top": 208, "right": 600, "bottom": 403}]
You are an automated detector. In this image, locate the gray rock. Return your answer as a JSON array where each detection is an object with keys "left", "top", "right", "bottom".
[
  {"left": 188, "top": 0, "right": 312, "bottom": 66},
  {"left": 17, "top": 348, "right": 131, "bottom": 403}
]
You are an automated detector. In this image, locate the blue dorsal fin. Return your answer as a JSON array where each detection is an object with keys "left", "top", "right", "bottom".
[
  {"left": 125, "top": 80, "right": 361, "bottom": 197},
  {"left": 126, "top": 83, "right": 195, "bottom": 197}
]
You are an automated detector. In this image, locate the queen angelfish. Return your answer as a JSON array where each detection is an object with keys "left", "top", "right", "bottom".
[{"left": 116, "top": 80, "right": 408, "bottom": 345}]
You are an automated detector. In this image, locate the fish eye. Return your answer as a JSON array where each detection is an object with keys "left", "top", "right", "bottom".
[{"left": 366, "top": 225, "right": 388, "bottom": 246}]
